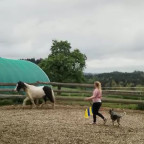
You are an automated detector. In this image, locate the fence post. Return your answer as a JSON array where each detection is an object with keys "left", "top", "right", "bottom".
[{"left": 57, "top": 85, "right": 61, "bottom": 95}]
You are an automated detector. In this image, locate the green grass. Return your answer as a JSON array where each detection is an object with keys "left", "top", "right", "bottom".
[
  {"left": 0, "top": 97, "right": 144, "bottom": 110},
  {"left": 102, "top": 103, "right": 138, "bottom": 110},
  {"left": 0, "top": 99, "right": 14, "bottom": 106},
  {"left": 1, "top": 86, "right": 144, "bottom": 110},
  {"left": 105, "top": 95, "right": 144, "bottom": 100},
  {"left": 56, "top": 98, "right": 143, "bottom": 110},
  {"left": 60, "top": 93, "right": 89, "bottom": 97}
]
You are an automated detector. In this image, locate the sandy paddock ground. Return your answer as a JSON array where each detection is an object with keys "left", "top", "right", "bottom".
[{"left": 0, "top": 104, "right": 144, "bottom": 144}]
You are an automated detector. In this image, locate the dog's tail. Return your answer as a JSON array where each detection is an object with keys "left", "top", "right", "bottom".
[{"left": 121, "top": 111, "right": 126, "bottom": 117}]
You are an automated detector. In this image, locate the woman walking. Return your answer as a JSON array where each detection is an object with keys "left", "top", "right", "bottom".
[{"left": 84, "top": 81, "right": 107, "bottom": 124}]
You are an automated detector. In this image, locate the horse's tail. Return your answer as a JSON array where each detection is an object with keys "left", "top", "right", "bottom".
[
  {"left": 43, "top": 86, "right": 55, "bottom": 103},
  {"left": 51, "top": 89, "right": 55, "bottom": 103}
]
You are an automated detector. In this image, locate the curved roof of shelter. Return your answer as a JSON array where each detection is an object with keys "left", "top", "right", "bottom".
[{"left": 0, "top": 58, "right": 49, "bottom": 88}]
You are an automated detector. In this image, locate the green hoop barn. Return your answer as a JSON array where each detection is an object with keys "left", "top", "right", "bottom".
[{"left": 0, "top": 58, "right": 49, "bottom": 88}]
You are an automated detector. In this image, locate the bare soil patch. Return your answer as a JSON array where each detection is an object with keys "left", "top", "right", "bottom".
[{"left": 0, "top": 104, "right": 144, "bottom": 144}]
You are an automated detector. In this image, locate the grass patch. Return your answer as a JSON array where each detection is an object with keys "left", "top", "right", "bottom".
[
  {"left": 102, "top": 103, "right": 137, "bottom": 110},
  {"left": 59, "top": 93, "right": 89, "bottom": 97},
  {"left": 56, "top": 98, "right": 138, "bottom": 110},
  {"left": 105, "top": 95, "right": 144, "bottom": 100},
  {"left": 56, "top": 99, "right": 91, "bottom": 106},
  {"left": 0, "top": 99, "right": 14, "bottom": 106},
  {"left": 0, "top": 97, "right": 23, "bottom": 106},
  {"left": 0, "top": 92, "right": 144, "bottom": 110}
]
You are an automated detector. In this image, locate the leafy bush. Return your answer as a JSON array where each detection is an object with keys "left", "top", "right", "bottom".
[{"left": 136, "top": 104, "right": 144, "bottom": 110}]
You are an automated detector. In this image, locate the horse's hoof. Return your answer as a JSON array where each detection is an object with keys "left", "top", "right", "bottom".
[
  {"left": 39, "top": 104, "right": 43, "bottom": 108},
  {"left": 22, "top": 106, "right": 26, "bottom": 109},
  {"left": 32, "top": 105, "right": 37, "bottom": 109}
]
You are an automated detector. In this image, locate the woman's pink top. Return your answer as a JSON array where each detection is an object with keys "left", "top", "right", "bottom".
[{"left": 92, "top": 88, "right": 102, "bottom": 103}]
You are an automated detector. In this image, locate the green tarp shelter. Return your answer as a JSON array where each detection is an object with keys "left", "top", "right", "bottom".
[{"left": 0, "top": 58, "right": 50, "bottom": 89}]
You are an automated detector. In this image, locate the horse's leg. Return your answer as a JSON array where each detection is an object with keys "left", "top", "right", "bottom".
[
  {"left": 52, "top": 102, "right": 55, "bottom": 109},
  {"left": 28, "top": 96, "right": 36, "bottom": 108},
  {"left": 39, "top": 99, "right": 46, "bottom": 108},
  {"left": 39, "top": 96, "right": 47, "bottom": 108},
  {"left": 30, "top": 99, "right": 36, "bottom": 108},
  {"left": 23, "top": 97, "right": 30, "bottom": 107},
  {"left": 26, "top": 92, "right": 36, "bottom": 108},
  {"left": 35, "top": 99, "right": 39, "bottom": 105}
]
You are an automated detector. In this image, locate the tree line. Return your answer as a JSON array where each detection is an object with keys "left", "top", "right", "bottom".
[{"left": 84, "top": 71, "right": 144, "bottom": 87}]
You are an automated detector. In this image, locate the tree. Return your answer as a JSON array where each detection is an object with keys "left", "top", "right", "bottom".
[
  {"left": 21, "top": 58, "right": 43, "bottom": 64},
  {"left": 39, "top": 40, "right": 87, "bottom": 83}
]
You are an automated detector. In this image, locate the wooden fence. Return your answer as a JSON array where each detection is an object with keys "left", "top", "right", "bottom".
[{"left": 0, "top": 82, "right": 144, "bottom": 105}]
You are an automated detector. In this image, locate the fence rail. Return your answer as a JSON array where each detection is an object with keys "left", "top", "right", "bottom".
[{"left": 0, "top": 82, "right": 144, "bottom": 104}]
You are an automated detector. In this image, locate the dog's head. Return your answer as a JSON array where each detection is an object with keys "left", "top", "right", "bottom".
[{"left": 109, "top": 109, "right": 114, "bottom": 115}]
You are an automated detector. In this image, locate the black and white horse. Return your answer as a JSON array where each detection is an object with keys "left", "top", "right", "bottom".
[{"left": 14, "top": 81, "right": 55, "bottom": 108}]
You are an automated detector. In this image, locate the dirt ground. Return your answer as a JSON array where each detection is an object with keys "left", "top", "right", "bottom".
[{"left": 0, "top": 104, "right": 144, "bottom": 144}]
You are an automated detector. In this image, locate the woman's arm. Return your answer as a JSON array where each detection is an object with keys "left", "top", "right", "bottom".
[
  {"left": 84, "top": 89, "right": 98, "bottom": 101},
  {"left": 84, "top": 95, "right": 95, "bottom": 101}
]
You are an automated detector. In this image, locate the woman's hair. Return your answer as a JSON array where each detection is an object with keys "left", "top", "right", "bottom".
[{"left": 94, "top": 81, "right": 102, "bottom": 91}]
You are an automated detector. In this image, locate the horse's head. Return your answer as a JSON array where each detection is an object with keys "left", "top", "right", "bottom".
[{"left": 15, "top": 81, "right": 26, "bottom": 92}]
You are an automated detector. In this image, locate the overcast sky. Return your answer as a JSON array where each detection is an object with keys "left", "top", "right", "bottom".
[{"left": 0, "top": 0, "right": 144, "bottom": 73}]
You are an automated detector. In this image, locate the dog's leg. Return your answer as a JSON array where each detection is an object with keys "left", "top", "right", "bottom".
[
  {"left": 117, "top": 118, "right": 121, "bottom": 127},
  {"left": 112, "top": 120, "right": 114, "bottom": 126}
]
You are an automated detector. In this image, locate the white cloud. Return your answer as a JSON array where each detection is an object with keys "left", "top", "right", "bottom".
[
  {"left": 85, "top": 57, "right": 144, "bottom": 73},
  {"left": 0, "top": 0, "right": 144, "bottom": 73}
]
